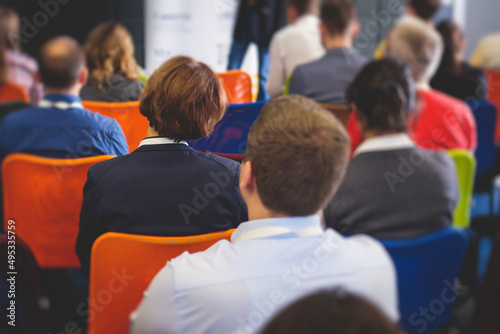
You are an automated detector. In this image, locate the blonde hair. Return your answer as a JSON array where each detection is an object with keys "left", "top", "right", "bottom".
[{"left": 84, "top": 22, "right": 139, "bottom": 90}]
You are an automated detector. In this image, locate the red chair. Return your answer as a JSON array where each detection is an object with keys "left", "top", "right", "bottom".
[
  {"left": 0, "top": 82, "right": 30, "bottom": 103},
  {"left": 82, "top": 100, "right": 148, "bottom": 153},
  {"left": 2, "top": 153, "right": 115, "bottom": 268},
  {"left": 218, "top": 70, "right": 253, "bottom": 104},
  {"left": 485, "top": 70, "right": 500, "bottom": 142}
]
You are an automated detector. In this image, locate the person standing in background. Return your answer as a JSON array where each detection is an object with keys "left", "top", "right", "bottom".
[
  {"left": 228, "top": 0, "right": 287, "bottom": 101},
  {"left": 0, "top": 6, "right": 43, "bottom": 105},
  {"left": 266, "top": 0, "right": 324, "bottom": 98}
]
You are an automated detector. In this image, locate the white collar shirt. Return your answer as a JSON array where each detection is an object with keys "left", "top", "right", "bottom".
[{"left": 130, "top": 215, "right": 399, "bottom": 333}]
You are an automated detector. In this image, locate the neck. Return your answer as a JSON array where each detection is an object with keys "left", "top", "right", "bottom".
[
  {"left": 44, "top": 85, "right": 81, "bottom": 97},
  {"left": 147, "top": 126, "right": 160, "bottom": 137},
  {"left": 246, "top": 198, "right": 290, "bottom": 221},
  {"left": 323, "top": 35, "right": 352, "bottom": 49},
  {"left": 363, "top": 130, "right": 402, "bottom": 140}
]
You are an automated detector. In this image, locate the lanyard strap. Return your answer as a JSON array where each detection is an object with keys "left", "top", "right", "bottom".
[{"left": 39, "top": 99, "right": 84, "bottom": 110}]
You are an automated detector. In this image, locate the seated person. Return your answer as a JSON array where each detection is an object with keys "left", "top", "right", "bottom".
[
  {"left": 288, "top": 0, "right": 367, "bottom": 105},
  {"left": 470, "top": 31, "right": 500, "bottom": 71},
  {"left": 0, "top": 36, "right": 128, "bottom": 161},
  {"left": 130, "top": 95, "right": 399, "bottom": 334},
  {"left": 76, "top": 56, "right": 248, "bottom": 276},
  {"left": 80, "top": 22, "right": 144, "bottom": 102},
  {"left": 266, "top": 0, "right": 324, "bottom": 97},
  {"left": 431, "top": 20, "right": 487, "bottom": 100},
  {"left": 324, "top": 58, "right": 458, "bottom": 239},
  {"left": 387, "top": 16, "right": 477, "bottom": 151},
  {"left": 0, "top": 7, "right": 43, "bottom": 105},
  {"left": 261, "top": 289, "right": 401, "bottom": 334},
  {"left": 374, "top": 0, "right": 442, "bottom": 59}
]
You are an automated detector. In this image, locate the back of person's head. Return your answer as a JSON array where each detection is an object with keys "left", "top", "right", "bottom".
[
  {"left": 407, "top": 0, "right": 441, "bottom": 21},
  {"left": 435, "top": 20, "right": 464, "bottom": 75},
  {"left": 387, "top": 16, "right": 443, "bottom": 82},
  {"left": 140, "top": 56, "right": 226, "bottom": 141},
  {"left": 0, "top": 6, "right": 20, "bottom": 50},
  {"left": 84, "top": 22, "right": 139, "bottom": 89},
  {"left": 287, "top": 0, "right": 318, "bottom": 16},
  {"left": 38, "top": 36, "right": 86, "bottom": 89},
  {"left": 261, "top": 289, "right": 400, "bottom": 334},
  {"left": 320, "top": 0, "right": 356, "bottom": 36},
  {"left": 347, "top": 58, "right": 414, "bottom": 134},
  {"left": 244, "top": 95, "right": 350, "bottom": 217}
]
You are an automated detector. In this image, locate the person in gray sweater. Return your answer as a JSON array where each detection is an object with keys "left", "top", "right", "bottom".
[{"left": 323, "top": 58, "right": 458, "bottom": 239}]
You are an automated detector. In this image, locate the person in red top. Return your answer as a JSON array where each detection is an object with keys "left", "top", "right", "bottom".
[{"left": 385, "top": 16, "right": 477, "bottom": 152}]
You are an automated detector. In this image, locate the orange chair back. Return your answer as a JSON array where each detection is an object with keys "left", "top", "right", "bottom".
[
  {"left": 88, "top": 230, "right": 235, "bottom": 334},
  {"left": 218, "top": 70, "right": 252, "bottom": 104},
  {"left": 0, "top": 82, "right": 30, "bottom": 103},
  {"left": 2, "top": 153, "right": 115, "bottom": 268},
  {"left": 82, "top": 100, "right": 148, "bottom": 152},
  {"left": 485, "top": 70, "right": 500, "bottom": 141}
]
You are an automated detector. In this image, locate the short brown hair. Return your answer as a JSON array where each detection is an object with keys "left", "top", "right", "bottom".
[
  {"left": 244, "top": 95, "right": 350, "bottom": 216},
  {"left": 38, "top": 36, "right": 86, "bottom": 89},
  {"left": 320, "top": 0, "right": 355, "bottom": 36},
  {"left": 0, "top": 6, "right": 19, "bottom": 50},
  {"left": 84, "top": 22, "right": 139, "bottom": 90},
  {"left": 408, "top": 0, "right": 441, "bottom": 20},
  {"left": 140, "top": 56, "right": 226, "bottom": 141},
  {"left": 287, "top": 0, "right": 318, "bottom": 16}
]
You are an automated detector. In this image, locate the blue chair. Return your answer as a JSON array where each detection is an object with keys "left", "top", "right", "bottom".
[
  {"left": 189, "top": 101, "right": 266, "bottom": 154},
  {"left": 379, "top": 228, "right": 469, "bottom": 334},
  {"left": 467, "top": 100, "right": 497, "bottom": 180}
]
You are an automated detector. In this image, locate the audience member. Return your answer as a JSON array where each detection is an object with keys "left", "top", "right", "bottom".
[
  {"left": 0, "top": 36, "right": 128, "bottom": 161},
  {"left": 0, "top": 6, "right": 43, "bottom": 105},
  {"left": 388, "top": 16, "right": 477, "bottom": 151},
  {"left": 431, "top": 20, "right": 487, "bottom": 100},
  {"left": 228, "top": 0, "right": 287, "bottom": 100},
  {"left": 261, "top": 289, "right": 401, "bottom": 334},
  {"left": 374, "top": 0, "right": 442, "bottom": 59},
  {"left": 288, "top": 0, "right": 367, "bottom": 105},
  {"left": 470, "top": 32, "right": 500, "bottom": 71},
  {"left": 76, "top": 56, "right": 248, "bottom": 276},
  {"left": 80, "top": 22, "right": 144, "bottom": 102},
  {"left": 324, "top": 58, "right": 458, "bottom": 239},
  {"left": 266, "top": 0, "right": 324, "bottom": 97},
  {"left": 130, "top": 95, "right": 399, "bottom": 334}
]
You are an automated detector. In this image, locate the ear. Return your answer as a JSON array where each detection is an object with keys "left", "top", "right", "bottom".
[
  {"left": 351, "top": 20, "right": 361, "bottom": 38},
  {"left": 355, "top": 110, "right": 368, "bottom": 132},
  {"left": 239, "top": 160, "right": 255, "bottom": 194},
  {"left": 79, "top": 67, "right": 88, "bottom": 86}
]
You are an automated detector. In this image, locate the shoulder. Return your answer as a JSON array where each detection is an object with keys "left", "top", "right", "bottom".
[
  {"left": 81, "top": 108, "right": 123, "bottom": 131},
  {"left": 7, "top": 50, "right": 38, "bottom": 72},
  {"left": 189, "top": 151, "right": 241, "bottom": 176},
  {"left": 88, "top": 154, "right": 131, "bottom": 180}
]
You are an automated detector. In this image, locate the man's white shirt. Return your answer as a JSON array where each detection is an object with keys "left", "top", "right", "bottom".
[
  {"left": 267, "top": 15, "right": 325, "bottom": 97},
  {"left": 130, "top": 215, "right": 399, "bottom": 334}
]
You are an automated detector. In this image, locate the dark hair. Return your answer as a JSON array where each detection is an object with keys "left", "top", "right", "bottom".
[
  {"left": 261, "top": 289, "right": 401, "bottom": 334},
  {"left": 408, "top": 0, "right": 441, "bottom": 20},
  {"left": 320, "top": 0, "right": 355, "bottom": 35},
  {"left": 287, "top": 0, "right": 317, "bottom": 16},
  {"left": 37, "top": 37, "right": 86, "bottom": 89},
  {"left": 435, "top": 20, "right": 463, "bottom": 76},
  {"left": 140, "top": 56, "right": 226, "bottom": 141},
  {"left": 0, "top": 24, "right": 8, "bottom": 85},
  {"left": 347, "top": 58, "right": 415, "bottom": 133},
  {"left": 244, "top": 95, "right": 350, "bottom": 216}
]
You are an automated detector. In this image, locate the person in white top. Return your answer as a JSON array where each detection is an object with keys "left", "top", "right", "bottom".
[
  {"left": 130, "top": 95, "right": 399, "bottom": 334},
  {"left": 470, "top": 32, "right": 500, "bottom": 71},
  {"left": 266, "top": 0, "right": 325, "bottom": 97}
]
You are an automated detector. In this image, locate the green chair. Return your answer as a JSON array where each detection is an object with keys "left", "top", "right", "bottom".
[
  {"left": 283, "top": 74, "right": 292, "bottom": 96},
  {"left": 448, "top": 149, "right": 477, "bottom": 228}
]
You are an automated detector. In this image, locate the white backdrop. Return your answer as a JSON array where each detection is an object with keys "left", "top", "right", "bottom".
[{"left": 144, "top": 0, "right": 258, "bottom": 78}]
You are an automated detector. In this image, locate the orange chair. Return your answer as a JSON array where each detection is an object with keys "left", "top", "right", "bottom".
[
  {"left": 82, "top": 100, "right": 148, "bottom": 152},
  {"left": 88, "top": 230, "right": 235, "bottom": 334},
  {"left": 2, "top": 153, "right": 115, "bottom": 268},
  {"left": 0, "top": 82, "right": 30, "bottom": 103},
  {"left": 485, "top": 70, "right": 500, "bottom": 141},
  {"left": 218, "top": 70, "right": 253, "bottom": 104}
]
